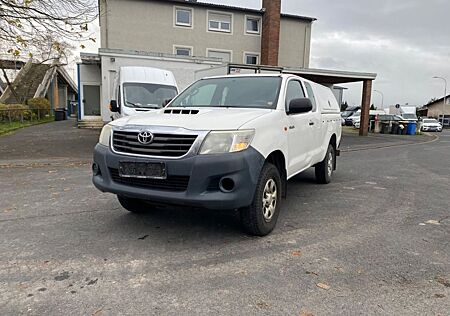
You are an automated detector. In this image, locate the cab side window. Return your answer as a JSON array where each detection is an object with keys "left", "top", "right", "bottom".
[
  {"left": 304, "top": 82, "right": 317, "bottom": 112},
  {"left": 285, "top": 80, "right": 305, "bottom": 113}
]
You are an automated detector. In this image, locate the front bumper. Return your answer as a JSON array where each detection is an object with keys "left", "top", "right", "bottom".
[{"left": 92, "top": 144, "right": 265, "bottom": 210}]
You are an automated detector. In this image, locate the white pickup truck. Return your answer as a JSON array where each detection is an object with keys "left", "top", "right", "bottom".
[{"left": 93, "top": 74, "right": 342, "bottom": 236}]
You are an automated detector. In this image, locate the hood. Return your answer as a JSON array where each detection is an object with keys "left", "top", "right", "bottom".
[
  {"left": 111, "top": 107, "right": 272, "bottom": 130},
  {"left": 423, "top": 122, "right": 441, "bottom": 127}
]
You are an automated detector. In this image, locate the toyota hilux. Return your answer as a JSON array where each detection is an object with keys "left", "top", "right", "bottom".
[{"left": 92, "top": 74, "right": 342, "bottom": 236}]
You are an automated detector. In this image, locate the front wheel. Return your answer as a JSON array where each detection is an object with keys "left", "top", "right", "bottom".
[
  {"left": 240, "top": 163, "right": 282, "bottom": 236},
  {"left": 315, "top": 144, "right": 335, "bottom": 184},
  {"left": 117, "top": 196, "right": 150, "bottom": 213}
]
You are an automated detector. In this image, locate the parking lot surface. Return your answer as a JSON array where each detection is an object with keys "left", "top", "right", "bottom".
[{"left": 1, "top": 121, "right": 449, "bottom": 315}]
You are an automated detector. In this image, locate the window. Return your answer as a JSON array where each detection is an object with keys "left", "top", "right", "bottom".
[
  {"left": 175, "top": 8, "right": 192, "bottom": 27},
  {"left": 174, "top": 46, "right": 192, "bottom": 56},
  {"left": 208, "top": 12, "right": 232, "bottom": 33},
  {"left": 207, "top": 50, "right": 232, "bottom": 62},
  {"left": 246, "top": 16, "right": 260, "bottom": 34},
  {"left": 244, "top": 53, "right": 259, "bottom": 65},
  {"left": 304, "top": 82, "right": 317, "bottom": 111},
  {"left": 285, "top": 80, "right": 305, "bottom": 111}
]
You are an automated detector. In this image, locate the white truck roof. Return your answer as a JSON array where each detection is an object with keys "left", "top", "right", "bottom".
[{"left": 119, "top": 66, "right": 177, "bottom": 86}]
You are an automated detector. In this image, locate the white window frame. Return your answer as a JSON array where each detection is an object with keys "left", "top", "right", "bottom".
[
  {"left": 173, "top": 45, "right": 193, "bottom": 57},
  {"left": 245, "top": 15, "right": 261, "bottom": 35},
  {"left": 174, "top": 6, "right": 193, "bottom": 28},
  {"left": 207, "top": 10, "right": 233, "bottom": 34},
  {"left": 206, "top": 48, "right": 233, "bottom": 62},
  {"left": 243, "top": 52, "right": 260, "bottom": 65}
]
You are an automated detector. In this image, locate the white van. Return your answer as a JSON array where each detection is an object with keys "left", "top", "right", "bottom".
[
  {"left": 109, "top": 66, "right": 178, "bottom": 119},
  {"left": 94, "top": 74, "right": 342, "bottom": 236}
]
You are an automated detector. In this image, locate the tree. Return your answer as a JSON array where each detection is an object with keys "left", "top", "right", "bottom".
[
  {"left": 340, "top": 101, "right": 348, "bottom": 112},
  {"left": 0, "top": 0, "right": 97, "bottom": 101},
  {"left": 370, "top": 104, "right": 377, "bottom": 110}
]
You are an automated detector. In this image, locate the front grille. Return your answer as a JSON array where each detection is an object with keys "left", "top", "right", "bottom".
[
  {"left": 109, "top": 168, "right": 189, "bottom": 192},
  {"left": 112, "top": 130, "right": 197, "bottom": 157}
]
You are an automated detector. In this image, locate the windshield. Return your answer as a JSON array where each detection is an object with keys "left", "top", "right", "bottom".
[
  {"left": 423, "top": 119, "right": 438, "bottom": 123},
  {"left": 123, "top": 83, "right": 177, "bottom": 109},
  {"left": 402, "top": 113, "right": 417, "bottom": 119},
  {"left": 169, "top": 77, "right": 282, "bottom": 109}
]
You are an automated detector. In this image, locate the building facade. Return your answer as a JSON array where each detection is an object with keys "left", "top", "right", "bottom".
[
  {"left": 423, "top": 96, "right": 450, "bottom": 126},
  {"left": 99, "top": 0, "right": 315, "bottom": 68}
]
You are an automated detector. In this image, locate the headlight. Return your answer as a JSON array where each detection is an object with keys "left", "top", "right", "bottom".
[
  {"left": 199, "top": 130, "right": 255, "bottom": 155},
  {"left": 99, "top": 124, "right": 113, "bottom": 146}
]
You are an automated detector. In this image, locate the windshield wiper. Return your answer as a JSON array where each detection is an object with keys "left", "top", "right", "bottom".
[{"left": 125, "top": 100, "right": 142, "bottom": 108}]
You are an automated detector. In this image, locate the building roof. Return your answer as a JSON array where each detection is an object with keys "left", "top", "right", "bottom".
[
  {"left": 426, "top": 94, "right": 450, "bottom": 107},
  {"left": 148, "top": 0, "right": 317, "bottom": 22}
]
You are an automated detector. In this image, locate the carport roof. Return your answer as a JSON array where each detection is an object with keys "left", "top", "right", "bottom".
[{"left": 283, "top": 67, "right": 377, "bottom": 84}]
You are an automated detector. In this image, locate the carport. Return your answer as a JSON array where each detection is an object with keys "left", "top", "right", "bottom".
[
  {"left": 226, "top": 64, "right": 377, "bottom": 136},
  {"left": 283, "top": 67, "right": 377, "bottom": 136}
]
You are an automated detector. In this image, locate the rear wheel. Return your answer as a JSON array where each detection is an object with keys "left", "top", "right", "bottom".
[
  {"left": 240, "top": 163, "right": 282, "bottom": 236},
  {"left": 117, "top": 196, "right": 149, "bottom": 213},
  {"left": 315, "top": 144, "right": 335, "bottom": 184}
]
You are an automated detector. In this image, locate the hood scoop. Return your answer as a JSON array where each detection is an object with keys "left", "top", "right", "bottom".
[{"left": 164, "top": 109, "right": 200, "bottom": 115}]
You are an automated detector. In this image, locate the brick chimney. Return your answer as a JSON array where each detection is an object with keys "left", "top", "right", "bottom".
[{"left": 261, "top": 0, "right": 281, "bottom": 66}]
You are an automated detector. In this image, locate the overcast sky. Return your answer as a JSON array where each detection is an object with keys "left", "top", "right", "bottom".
[{"left": 82, "top": 0, "right": 450, "bottom": 107}]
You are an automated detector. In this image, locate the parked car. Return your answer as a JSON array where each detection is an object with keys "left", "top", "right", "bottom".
[
  {"left": 420, "top": 118, "right": 443, "bottom": 132},
  {"left": 109, "top": 66, "right": 179, "bottom": 120},
  {"left": 93, "top": 74, "right": 342, "bottom": 236},
  {"left": 346, "top": 111, "right": 360, "bottom": 126}
]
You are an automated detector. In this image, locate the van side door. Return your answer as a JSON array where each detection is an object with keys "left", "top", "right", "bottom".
[{"left": 285, "top": 79, "right": 316, "bottom": 177}]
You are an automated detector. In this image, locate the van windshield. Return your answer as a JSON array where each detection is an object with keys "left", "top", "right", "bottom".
[
  {"left": 123, "top": 83, "right": 177, "bottom": 109},
  {"left": 169, "top": 77, "right": 282, "bottom": 109}
]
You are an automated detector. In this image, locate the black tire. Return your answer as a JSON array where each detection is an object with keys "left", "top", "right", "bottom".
[
  {"left": 117, "top": 195, "right": 149, "bottom": 213},
  {"left": 315, "top": 144, "right": 335, "bottom": 184},
  {"left": 240, "top": 163, "right": 282, "bottom": 236}
]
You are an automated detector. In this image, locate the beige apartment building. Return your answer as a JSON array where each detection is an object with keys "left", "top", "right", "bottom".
[{"left": 99, "top": 0, "right": 315, "bottom": 68}]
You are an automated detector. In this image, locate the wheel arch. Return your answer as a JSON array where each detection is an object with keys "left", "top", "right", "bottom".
[{"left": 265, "top": 150, "right": 287, "bottom": 198}]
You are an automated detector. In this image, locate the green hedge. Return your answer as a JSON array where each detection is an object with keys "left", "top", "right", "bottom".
[
  {"left": 27, "top": 97, "right": 51, "bottom": 117},
  {"left": 0, "top": 98, "right": 52, "bottom": 121},
  {"left": 0, "top": 104, "right": 32, "bottom": 121}
]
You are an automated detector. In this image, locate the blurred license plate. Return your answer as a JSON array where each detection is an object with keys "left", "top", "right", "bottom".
[{"left": 118, "top": 162, "right": 166, "bottom": 179}]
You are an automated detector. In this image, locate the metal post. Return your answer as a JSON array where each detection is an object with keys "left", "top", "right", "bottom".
[{"left": 433, "top": 76, "right": 447, "bottom": 126}]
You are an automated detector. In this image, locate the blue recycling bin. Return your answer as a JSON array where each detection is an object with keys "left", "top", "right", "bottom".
[{"left": 407, "top": 122, "right": 417, "bottom": 135}]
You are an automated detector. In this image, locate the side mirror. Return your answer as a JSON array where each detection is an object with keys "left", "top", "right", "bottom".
[
  {"left": 288, "top": 98, "right": 313, "bottom": 114},
  {"left": 109, "top": 100, "right": 120, "bottom": 113}
]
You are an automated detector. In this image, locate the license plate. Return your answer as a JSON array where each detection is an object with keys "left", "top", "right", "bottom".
[{"left": 118, "top": 162, "right": 166, "bottom": 179}]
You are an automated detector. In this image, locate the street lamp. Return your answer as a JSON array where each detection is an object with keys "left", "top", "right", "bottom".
[
  {"left": 373, "top": 89, "right": 384, "bottom": 108},
  {"left": 432, "top": 76, "right": 447, "bottom": 126}
]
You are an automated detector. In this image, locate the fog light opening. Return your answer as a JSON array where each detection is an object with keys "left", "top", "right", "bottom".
[
  {"left": 92, "top": 163, "right": 101, "bottom": 176},
  {"left": 219, "top": 177, "right": 235, "bottom": 193}
]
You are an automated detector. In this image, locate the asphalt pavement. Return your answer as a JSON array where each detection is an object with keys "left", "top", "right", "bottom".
[{"left": 0, "top": 121, "right": 449, "bottom": 315}]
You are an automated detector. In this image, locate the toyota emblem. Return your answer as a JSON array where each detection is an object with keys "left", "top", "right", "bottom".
[{"left": 137, "top": 131, "right": 154, "bottom": 145}]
